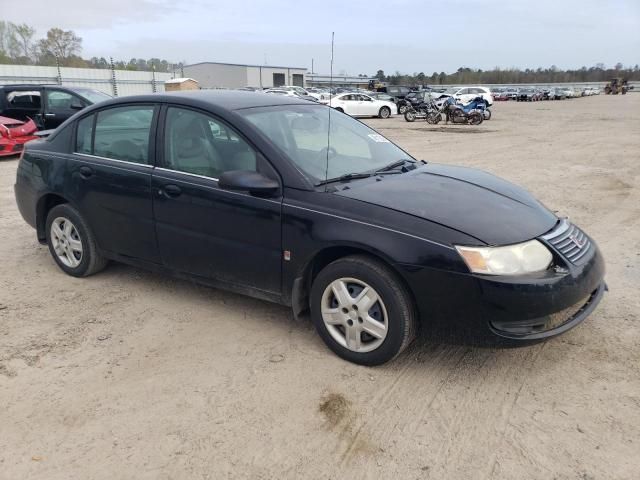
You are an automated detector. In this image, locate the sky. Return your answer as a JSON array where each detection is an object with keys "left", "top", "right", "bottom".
[{"left": 2, "top": 0, "right": 639, "bottom": 74}]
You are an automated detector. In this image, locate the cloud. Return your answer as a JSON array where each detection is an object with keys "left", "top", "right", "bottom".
[{"left": 1, "top": 0, "right": 181, "bottom": 31}]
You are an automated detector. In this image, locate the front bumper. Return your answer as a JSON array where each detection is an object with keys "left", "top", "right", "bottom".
[{"left": 398, "top": 241, "right": 606, "bottom": 342}]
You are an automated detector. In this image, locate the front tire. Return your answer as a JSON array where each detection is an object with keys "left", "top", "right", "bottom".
[
  {"left": 483, "top": 108, "right": 492, "bottom": 120},
  {"left": 45, "top": 204, "right": 108, "bottom": 277},
  {"left": 310, "top": 255, "right": 416, "bottom": 366},
  {"left": 404, "top": 110, "right": 416, "bottom": 122},
  {"left": 379, "top": 106, "right": 391, "bottom": 119}
]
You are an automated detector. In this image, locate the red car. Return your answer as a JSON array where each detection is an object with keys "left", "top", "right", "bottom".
[{"left": 0, "top": 116, "right": 38, "bottom": 157}]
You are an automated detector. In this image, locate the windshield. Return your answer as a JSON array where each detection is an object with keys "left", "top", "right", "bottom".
[
  {"left": 239, "top": 104, "right": 413, "bottom": 182},
  {"left": 72, "top": 88, "right": 112, "bottom": 104}
]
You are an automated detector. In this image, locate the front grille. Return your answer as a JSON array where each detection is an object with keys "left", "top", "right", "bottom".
[{"left": 541, "top": 219, "right": 592, "bottom": 265}]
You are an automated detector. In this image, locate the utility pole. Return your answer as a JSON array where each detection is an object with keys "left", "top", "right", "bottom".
[
  {"left": 55, "top": 56, "right": 62, "bottom": 85},
  {"left": 110, "top": 57, "right": 118, "bottom": 97}
]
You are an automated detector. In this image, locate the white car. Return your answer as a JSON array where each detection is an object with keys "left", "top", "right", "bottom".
[
  {"left": 305, "top": 87, "right": 331, "bottom": 102},
  {"left": 264, "top": 88, "right": 298, "bottom": 96},
  {"left": 438, "top": 86, "right": 494, "bottom": 106},
  {"left": 328, "top": 93, "right": 397, "bottom": 118}
]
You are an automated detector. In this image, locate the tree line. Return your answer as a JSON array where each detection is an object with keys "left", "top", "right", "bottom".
[
  {"left": 376, "top": 64, "right": 640, "bottom": 86},
  {"left": 0, "top": 21, "right": 181, "bottom": 72}
]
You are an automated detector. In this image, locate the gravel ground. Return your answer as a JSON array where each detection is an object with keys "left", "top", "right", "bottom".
[{"left": 1, "top": 94, "right": 638, "bottom": 480}]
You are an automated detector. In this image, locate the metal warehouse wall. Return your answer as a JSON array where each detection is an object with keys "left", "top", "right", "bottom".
[
  {"left": 183, "top": 64, "right": 249, "bottom": 89},
  {"left": 183, "top": 63, "right": 308, "bottom": 89},
  {"left": 0, "top": 64, "right": 173, "bottom": 96}
]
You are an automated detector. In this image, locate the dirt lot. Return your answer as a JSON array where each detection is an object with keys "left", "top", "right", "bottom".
[{"left": 1, "top": 94, "right": 639, "bottom": 480}]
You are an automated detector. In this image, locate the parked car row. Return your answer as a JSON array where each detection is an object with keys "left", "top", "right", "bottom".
[{"left": 491, "top": 86, "right": 601, "bottom": 101}]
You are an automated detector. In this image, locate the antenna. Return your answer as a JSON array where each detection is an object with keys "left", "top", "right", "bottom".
[{"left": 324, "top": 32, "right": 335, "bottom": 189}]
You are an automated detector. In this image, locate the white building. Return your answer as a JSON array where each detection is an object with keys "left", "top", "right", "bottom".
[{"left": 182, "top": 61, "right": 307, "bottom": 89}]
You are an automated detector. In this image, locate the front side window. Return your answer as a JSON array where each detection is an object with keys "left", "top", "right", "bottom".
[
  {"left": 92, "top": 105, "right": 154, "bottom": 164},
  {"left": 163, "top": 107, "right": 258, "bottom": 179},
  {"left": 240, "top": 104, "right": 412, "bottom": 182},
  {"left": 47, "top": 91, "right": 82, "bottom": 110}
]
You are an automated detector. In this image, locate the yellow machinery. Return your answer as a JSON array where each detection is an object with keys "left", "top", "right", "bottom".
[{"left": 604, "top": 78, "right": 633, "bottom": 95}]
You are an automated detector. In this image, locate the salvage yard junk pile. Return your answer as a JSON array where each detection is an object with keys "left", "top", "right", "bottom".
[{"left": 0, "top": 115, "right": 37, "bottom": 157}]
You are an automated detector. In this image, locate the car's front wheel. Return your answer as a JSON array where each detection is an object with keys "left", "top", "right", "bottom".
[
  {"left": 310, "top": 255, "right": 416, "bottom": 365},
  {"left": 46, "top": 204, "right": 108, "bottom": 277}
]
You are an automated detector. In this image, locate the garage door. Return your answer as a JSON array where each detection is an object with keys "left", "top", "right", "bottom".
[
  {"left": 273, "top": 73, "right": 285, "bottom": 87},
  {"left": 292, "top": 74, "right": 304, "bottom": 87}
]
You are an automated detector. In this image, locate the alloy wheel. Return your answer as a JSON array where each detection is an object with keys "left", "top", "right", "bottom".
[
  {"left": 50, "top": 217, "right": 83, "bottom": 268},
  {"left": 321, "top": 278, "right": 388, "bottom": 353}
]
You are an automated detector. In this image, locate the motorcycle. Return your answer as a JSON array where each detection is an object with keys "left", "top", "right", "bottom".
[
  {"left": 404, "top": 98, "right": 443, "bottom": 124},
  {"left": 461, "top": 96, "right": 492, "bottom": 120},
  {"left": 442, "top": 97, "right": 483, "bottom": 125}
]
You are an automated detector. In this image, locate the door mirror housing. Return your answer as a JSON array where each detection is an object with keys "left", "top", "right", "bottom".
[
  {"left": 70, "top": 101, "right": 84, "bottom": 110},
  {"left": 218, "top": 170, "right": 279, "bottom": 196}
]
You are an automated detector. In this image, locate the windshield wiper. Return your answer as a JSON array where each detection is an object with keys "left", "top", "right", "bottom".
[
  {"left": 374, "top": 159, "right": 414, "bottom": 174},
  {"left": 315, "top": 172, "right": 373, "bottom": 186}
]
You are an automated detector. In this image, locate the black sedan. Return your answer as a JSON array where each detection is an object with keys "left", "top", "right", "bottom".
[{"left": 14, "top": 91, "right": 606, "bottom": 365}]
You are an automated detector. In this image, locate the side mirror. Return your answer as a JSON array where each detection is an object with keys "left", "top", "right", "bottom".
[
  {"left": 218, "top": 170, "right": 279, "bottom": 196},
  {"left": 70, "top": 101, "right": 84, "bottom": 110}
]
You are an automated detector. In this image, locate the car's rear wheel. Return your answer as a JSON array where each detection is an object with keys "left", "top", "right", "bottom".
[
  {"left": 46, "top": 204, "right": 108, "bottom": 277},
  {"left": 379, "top": 106, "right": 391, "bottom": 119},
  {"left": 398, "top": 104, "right": 408, "bottom": 114},
  {"left": 310, "top": 255, "right": 416, "bottom": 365}
]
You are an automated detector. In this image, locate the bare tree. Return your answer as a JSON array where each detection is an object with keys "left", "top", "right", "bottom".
[
  {"left": 12, "top": 23, "right": 36, "bottom": 61},
  {"left": 38, "top": 28, "right": 82, "bottom": 62}
]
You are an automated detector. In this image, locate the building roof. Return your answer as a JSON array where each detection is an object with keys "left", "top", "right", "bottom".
[
  {"left": 306, "top": 74, "right": 376, "bottom": 84},
  {"left": 165, "top": 77, "right": 198, "bottom": 84},
  {"left": 185, "top": 61, "right": 307, "bottom": 71}
]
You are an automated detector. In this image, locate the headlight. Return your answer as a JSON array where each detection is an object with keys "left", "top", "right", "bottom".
[{"left": 455, "top": 240, "right": 552, "bottom": 275}]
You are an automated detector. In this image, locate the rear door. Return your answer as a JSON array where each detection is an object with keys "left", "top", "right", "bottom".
[
  {"left": 1, "top": 87, "right": 44, "bottom": 125},
  {"left": 43, "top": 89, "right": 88, "bottom": 129},
  {"left": 68, "top": 103, "right": 160, "bottom": 263}
]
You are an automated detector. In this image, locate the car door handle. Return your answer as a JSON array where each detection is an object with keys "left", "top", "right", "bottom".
[
  {"left": 44, "top": 113, "right": 56, "bottom": 117},
  {"left": 78, "top": 166, "right": 93, "bottom": 179},
  {"left": 161, "top": 184, "right": 182, "bottom": 197}
]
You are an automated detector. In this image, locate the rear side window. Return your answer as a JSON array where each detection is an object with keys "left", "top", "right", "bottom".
[
  {"left": 92, "top": 106, "right": 154, "bottom": 164},
  {"left": 76, "top": 115, "right": 93, "bottom": 154}
]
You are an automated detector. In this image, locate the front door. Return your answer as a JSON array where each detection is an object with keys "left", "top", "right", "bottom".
[
  {"left": 358, "top": 95, "right": 378, "bottom": 116},
  {"left": 43, "top": 89, "right": 88, "bottom": 129},
  {"left": 152, "top": 105, "right": 282, "bottom": 294},
  {"left": 68, "top": 104, "right": 160, "bottom": 263}
]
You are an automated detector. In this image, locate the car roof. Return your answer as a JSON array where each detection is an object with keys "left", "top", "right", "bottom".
[{"left": 82, "top": 90, "right": 312, "bottom": 111}]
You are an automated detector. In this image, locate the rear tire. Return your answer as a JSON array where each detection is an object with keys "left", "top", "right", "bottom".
[
  {"left": 310, "top": 255, "right": 416, "bottom": 366},
  {"left": 468, "top": 112, "right": 483, "bottom": 125},
  {"left": 379, "top": 106, "right": 391, "bottom": 119},
  {"left": 45, "top": 204, "right": 108, "bottom": 277}
]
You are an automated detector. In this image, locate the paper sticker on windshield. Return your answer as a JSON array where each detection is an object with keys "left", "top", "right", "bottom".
[{"left": 368, "top": 134, "right": 389, "bottom": 143}]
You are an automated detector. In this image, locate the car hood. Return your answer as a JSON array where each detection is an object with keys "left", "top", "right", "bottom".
[{"left": 335, "top": 163, "right": 558, "bottom": 245}]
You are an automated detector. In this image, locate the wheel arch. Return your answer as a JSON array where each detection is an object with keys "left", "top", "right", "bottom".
[
  {"left": 290, "top": 244, "right": 416, "bottom": 318},
  {"left": 36, "top": 193, "right": 71, "bottom": 243}
]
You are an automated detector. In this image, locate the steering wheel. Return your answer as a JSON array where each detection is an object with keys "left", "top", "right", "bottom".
[{"left": 317, "top": 146, "right": 338, "bottom": 162}]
